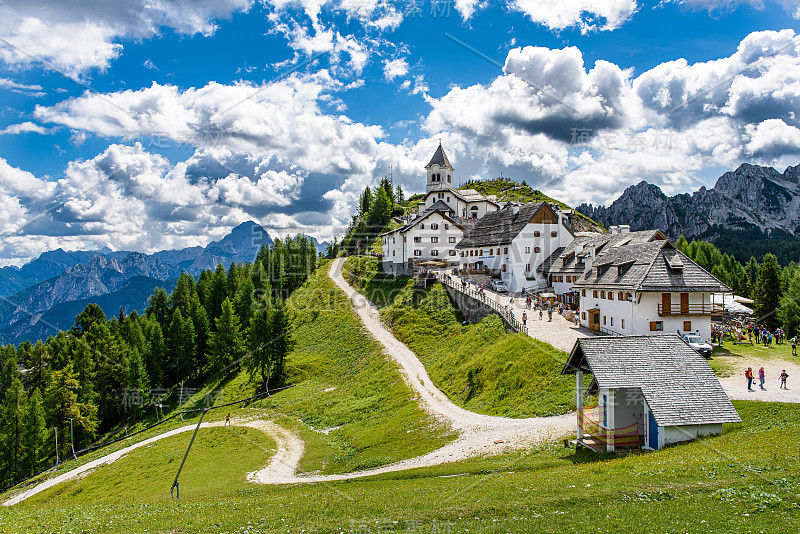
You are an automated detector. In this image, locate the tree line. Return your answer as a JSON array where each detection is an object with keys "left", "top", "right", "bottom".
[
  {"left": 341, "top": 177, "right": 404, "bottom": 255},
  {"left": 0, "top": 236, "right": 318, "bottom": 489},
  {"left": 675, "top": 235, "right": 800, "bottom": 335}
]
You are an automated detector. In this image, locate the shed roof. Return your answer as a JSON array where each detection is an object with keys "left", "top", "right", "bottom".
[{"left": 562, "top": 334, "right": 741, "bottom": 427}]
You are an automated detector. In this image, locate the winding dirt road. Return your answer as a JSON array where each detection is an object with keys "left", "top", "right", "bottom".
[{"left": 4, "top": 258, "right": 573, "bottom": 506}]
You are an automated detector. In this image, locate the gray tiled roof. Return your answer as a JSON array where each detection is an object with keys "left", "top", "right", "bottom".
[
  {"left": 426, "top": 184, "right": 498, "bottom": 205},
  {"left": 425, "top": 200, "right": 455, "bottom": 214},
  {"left": 571, "top": 240, "right": 730, "bottom": 292},
  {"left": 563, "top": 334, "right": 741, "bottom": 427},
  {"left": 537, "top": 247, "right": 565, "bottom": 273},
  {"left": 548, "top": 230, "right": 665, "bottom": 275},
  {"left": 379, "top": 207, "right": 477, "bottom": 236},
  {"left": 455, "top": 202, "right": 547, "bottom": 248}
]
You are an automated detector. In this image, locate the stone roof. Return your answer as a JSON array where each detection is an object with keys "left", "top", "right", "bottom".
[
  {"left": 455, "top": 202, "right": 547, "bottom": 248},
  {"left": 571, "top": 240, "right": 730, "bottom": 292},
  {"left": 548, "top": 230, "right": 666, "bottom": 275},
  {"left": 425, "top": 184, "right": 498, "bottom": 205},
  {"left": 537, "top": 247, "right": 566, "bottom": 273},
  {"left": 426, "top": 143, "right": 453, "bottom": 169},
  {"left": 425, "top": 200, "right": 455, "bottom": 214},
  {"left": 563, "top": 334, "right": 741, "bottom": 427}
]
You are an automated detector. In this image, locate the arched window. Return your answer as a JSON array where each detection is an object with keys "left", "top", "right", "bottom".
[{"left": 448, "top": 174, "right": 451, "bottom": 183}]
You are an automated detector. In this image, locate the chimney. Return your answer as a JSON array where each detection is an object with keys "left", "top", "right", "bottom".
[
  {"left": 618, "top": 225, "right": 630, "bottom": 234},
  {"left": 609, "top": 225, "right": 619, "bottom": 235},
  {"left": 512, "top": 204, "right": 519, "bottom": 215},
  {"left": 576, "top": 243, "right": 584, "bottom": 255}
]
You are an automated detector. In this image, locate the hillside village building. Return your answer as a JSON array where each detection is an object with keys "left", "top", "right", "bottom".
[
  {"left": 380, "top": 144, "right": 493, "bottom": 275},
  {"left": 563, "top": 335, "right": 741, "bottom": 452},
  {"left": 455, "top": 202, "right": 574, "bottom": 293},
  {"left": 380, "top": 145, "right": 729, "bottom": 343}
]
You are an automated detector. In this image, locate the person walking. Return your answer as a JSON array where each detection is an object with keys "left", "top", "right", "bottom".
[
  {"left": 539, "top": 309, "right": 543, "bottom": 321},
  {"left": 547, "top": 309, "right": 553, "bottom": 322},
  {"left": 522, "top": 311, "right": 527, "bottom": 326},
  {"left": 746, "top": 367, "right": 754, "bottom": 391},
  {"left": 225, "top": 413, "right": 231, "bottom": 427},
  {"left": 780, "top": 370, "right": 788, "bottom": 389},
  {"left": 792, "top": 336, "right": 797, "bottom": 356},
  {"left": 759, "top": 367, "right": 766, "bottom": 390}
]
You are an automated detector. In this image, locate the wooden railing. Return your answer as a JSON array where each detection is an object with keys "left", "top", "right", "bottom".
[
  {"left": 578, "top": 408, "right": 642, "bottom": 449},
  {"left": 657, "top": 303, "right": 724, "bottom": 316}
]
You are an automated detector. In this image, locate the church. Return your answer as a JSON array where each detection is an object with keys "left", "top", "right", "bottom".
[{"left": 381, "top": 143, "right": 499, "bottom": 276}]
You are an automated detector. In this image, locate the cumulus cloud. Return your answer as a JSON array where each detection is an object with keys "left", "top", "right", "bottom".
[
  {"left": 508, "top": 0, "right": 639, "bottom": 33},
  {"left": 0, "top": 121, "right": 52, "bottom": 135},
  {"left": 0, "top": 0, "right": 251, "bottom": 75},
  {"left": 383, "top": 57, "right": 408, "bottom": 81},
  {"left": 664, "top": 0, "right": 800, "bottom": 19}
]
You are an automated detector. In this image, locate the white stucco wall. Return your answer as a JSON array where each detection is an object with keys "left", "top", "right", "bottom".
[{"left": 578, "top": 290, "right": 713, "bottom": 340}]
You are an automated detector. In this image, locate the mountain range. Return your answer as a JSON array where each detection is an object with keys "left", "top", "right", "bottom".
[
  {"left": 0, "top": 222, "right": 329, "bottom": 344},
  {"left": 577, "top": 162, "right": 800, "bottom": 265}
]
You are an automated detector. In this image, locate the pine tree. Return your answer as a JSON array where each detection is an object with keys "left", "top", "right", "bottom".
[
  {"left": 22, "top": 388, "right": 47, "bottom": 476},
  {"left": 268, "top": 298, "right": 291, "bottom": 389},
  {"left": 359, "top": 186, "right": 373, "bottom": 216},
  {"left": 124, "top": 348, "right": 150, "bottom": 421},
  {"left": 246, "top": 304, "right": 274, "bottom": 393},
  {"left": 44, "top": 364, "right": 98, "bottom": 460},
  {"left": 142, "top": 317, "right": 165, "bottom": 387},
  {"left": 395, "top": 184, "right": 404, "bottom": 206},
  {"left": 207, "top": 298, "right": 246, "bottom": 374},
  {"left": 234, "top": 275, "right": 255, "bottom": 328},
  {"left": 754, "top": 253, "right": 782, "bottom": 331},
  {"left": 367, "top": 185, "right": 393, "bottom": 229},
  {"left": 146, "top": 288, "right": 172, "bottom": 331},
  {"left": 189, "top": 296, "right": 211, "bottom": 382},
  {"left": 1, "top": 378, "right": 26, "bottom": 484}
]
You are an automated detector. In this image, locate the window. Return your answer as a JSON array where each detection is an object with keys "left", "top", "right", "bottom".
[
  {"left": 626, "top": 292, "right": 632, "bottom": 301},
  {"left": 582, "top": 290, "right": 586, "bottom": 297},
  {"left": 582, "top": 312, "right": 586, "bottom": 320},
  {"left": 383, "top": 238, "right": 387, "bottom": 245},
  {"left": 534, "top": 231, "right": 541, "bottom": 237},
  {"left": 449, "top": 250, "right": 456, "bottom": 256},
  {"left": 551, "top": 231, "right": 558, "bottom": 237},
  {"left": 393, "top": 237, "right": 395, "bottom": 243},
  {"left": 444, "top": 224, "right": 449, "bottom": 230},
  {"left": 600, "top": 291, "right": 605, "bottom": 298},
  {"left": 526, "top": 263, "right": 530, "bottom": 271},
  {"left": 525, "top": 246, "right": 531, "bottom": 253},
  {"left": 608, "top": 292, "right": 613, "bottom": 300},
  {"left": 618, "top": 292, "right": 623, "bottom": 300},
  {"left": 610, "top": 317, "right": 614, "bottom": 326},
  {"left": 414, "top": 250, "right": 422, "bottom": 256},
  {"left": 603, "top": 315, "right": 606, "bottom": 325},
  {"left": 431, "top": 223, "right": 439, "bottom": 230},
  {"left": 420, "top": 224, "right": 424, "bottom": 229},
  {"left": 392, "top": 251, "right": 395, "bottom": 257},
  {"left": 504, "top": 247, "right": 509, "bottom": 254},
  {"left": 447, "top": 197, "right": 450, "bottom": 203},
  {"left": 649, "top": 321, "right": 663, "bottom": 331},
  {"left": 534, "top": 246, "right": 541, "bottom": 253},
  {"left": 621, "top": 319, "right": 625, "bottom": 329},
  {"left": 431, "top": 237, "right": 438, "bottom": 243},
  {"left": 558, "top": 276, "right": 563, "bottom": 282},
  {"left": 684, "top": 321, "right": 692, "bottom": 331},
  {"left": 431, "top": 250, "right": 439, "bottom": 256},
  {"left": 593, "top": 290, "right": 598, "bottom": 298},
  {"left": 501, "top": 264, "right": 507, "bottom": 272},
  {"left": 479, "top": 249, "right": 484, "bottom": 256},
  {"left": 488, "top": 248, "right": 493, "bottom": 255},
  {"left": 449, "top": 237, "right": 456, "bottom": 243},
  {"left": 414, "top": 236, "right": 421, "bottom": 243}
]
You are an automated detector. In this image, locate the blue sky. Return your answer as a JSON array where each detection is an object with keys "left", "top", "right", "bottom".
[{"left": 0, "top": 0, "right": 798, "bottom": 266}]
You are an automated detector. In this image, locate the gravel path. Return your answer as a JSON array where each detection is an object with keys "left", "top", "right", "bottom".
[
  {"left": 718, "top": 358, "right": 800, "bottom": 403},
  {"left": 447, "top": 273, "right": 589, "bottom": 353},
  {"left": 4, "top": 259, "right": 575, "bottom": 505}
]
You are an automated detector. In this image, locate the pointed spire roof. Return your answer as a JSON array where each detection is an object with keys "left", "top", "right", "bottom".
[{"left": 425, "top": 142, "right": 453, "bottom": 169}]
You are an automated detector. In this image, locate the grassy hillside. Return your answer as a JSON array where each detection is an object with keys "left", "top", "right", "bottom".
[
  {"left": 3, "top": 400, "right": 797, "bottom": 532},
  {"left": 343, "top": 256, "right": 576, "bottom": 417}
]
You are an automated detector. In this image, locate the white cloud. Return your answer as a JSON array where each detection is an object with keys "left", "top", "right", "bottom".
[
  {"left": 508, "top": 0, "right": 639, "bottom": 33},
  {"left": 664, "top": 0, "right": 800, "bottom": 19},
  {"left": 0, "top": 77, "right": 43, "bottom": 92},
  {"left": 0, "top": 121, "right": 52, "bottom": 135},
  {"left": 0, "top": 0, "right": 251, "bottom": 75},
  {"left": 383, "top": 57, "right": 408, "bottom": 81}
]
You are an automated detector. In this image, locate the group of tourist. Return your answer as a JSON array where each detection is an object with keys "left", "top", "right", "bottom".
[
  {"left": 745, "top": 366, "right": 789, "bottom": 390},
  {"left": 713, "top": 323, "right": 797, "bottom": 354}
]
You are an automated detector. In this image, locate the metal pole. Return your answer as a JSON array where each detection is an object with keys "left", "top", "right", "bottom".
[
  {"left": 171, "top": 409, "right": 207, "bottom": 500},
  {"left": 54, "top": 427, "right": 59, "bottom": 466},
  {"left": 68, "top": 418, "right": 77, "bottom": 461},
  {"left": 179, "top": 381, "right": 185, "bottom": 421}
]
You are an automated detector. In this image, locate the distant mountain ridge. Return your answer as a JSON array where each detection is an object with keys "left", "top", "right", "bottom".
[
  {"left": 0, "top": 221, "right": 329, "bottom": 344},
  {"left": 577, "top": 162, "right": 800, "bottom": 264}
]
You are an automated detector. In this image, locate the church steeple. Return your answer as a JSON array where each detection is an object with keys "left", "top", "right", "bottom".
[{"left": 425, "top": 141, "right": 454, "bottom": 193}]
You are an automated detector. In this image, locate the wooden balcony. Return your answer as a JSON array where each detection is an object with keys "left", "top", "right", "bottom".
[{"left": 657, "top": 303, "right": 724, "bottom": 316}]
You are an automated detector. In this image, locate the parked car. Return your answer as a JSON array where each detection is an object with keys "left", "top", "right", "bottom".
[
  {"left": 490, "top": 279, "right": 508, "bottom": 293},
  {"left": 684, "top": 335, "right": 713, "bottom": 358}
]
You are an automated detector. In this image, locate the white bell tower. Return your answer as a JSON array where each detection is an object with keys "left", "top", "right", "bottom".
[{"left": 425, "top": 141, "right": 454, "bottom": 193}]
